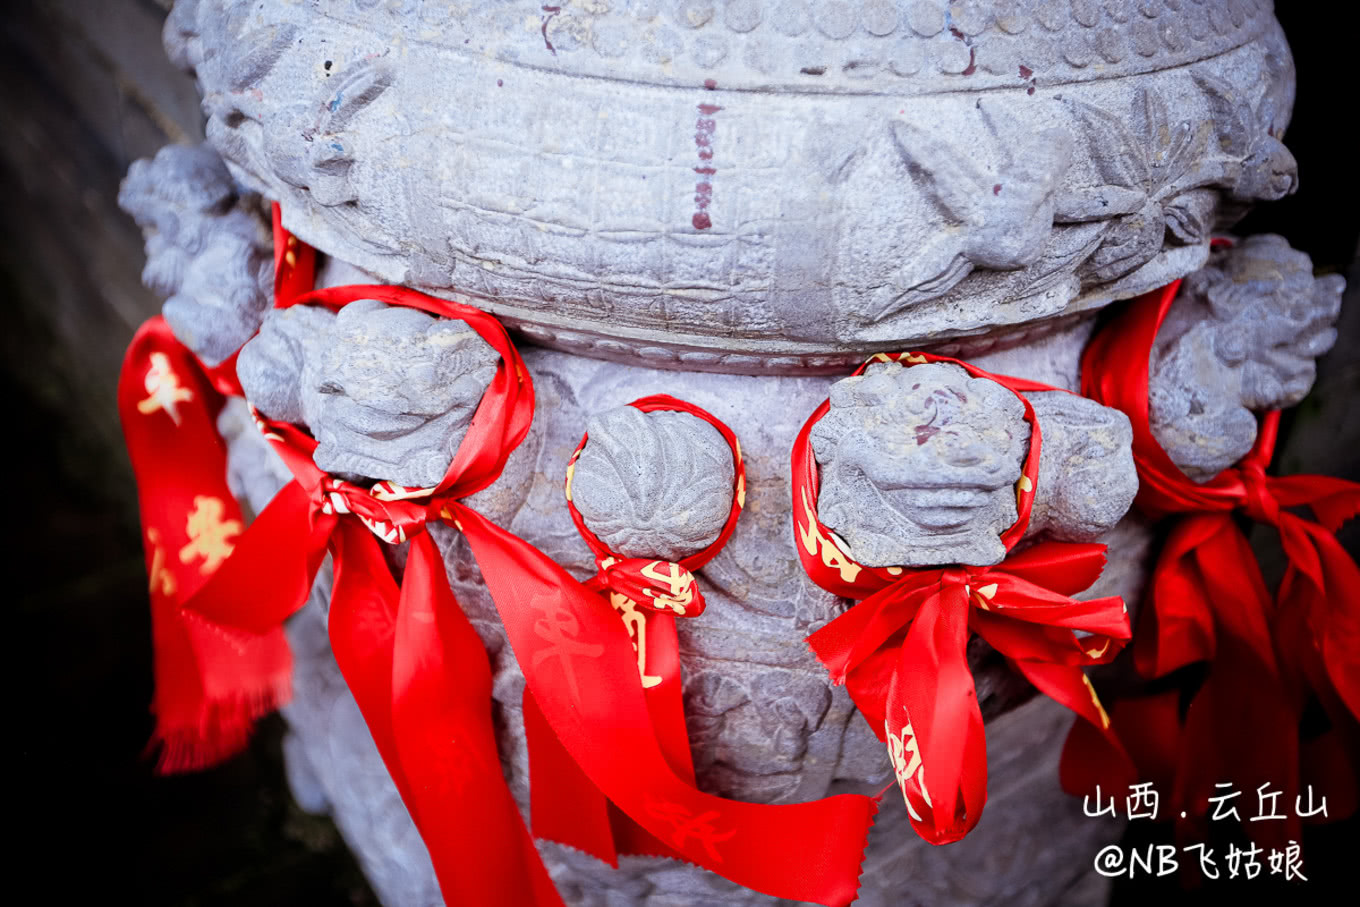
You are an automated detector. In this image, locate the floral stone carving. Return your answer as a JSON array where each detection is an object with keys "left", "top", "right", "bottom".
[{"left": 570, "top": 406, "right": 735, "bottom": 562}]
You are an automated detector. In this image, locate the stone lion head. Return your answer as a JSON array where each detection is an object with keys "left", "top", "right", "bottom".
[{"left": 810, "top": 362, "right": 1029, "bottom": 567}]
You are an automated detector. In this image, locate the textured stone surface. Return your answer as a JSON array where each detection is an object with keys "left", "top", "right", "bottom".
[
  {"left": 119, "top": 142, "right": 272, "bottom": 366},
  {"left": 570, "top": 406, "right": 735, "bottom": 561},
  {"left": 811, "top": 361, "right": 1029, "bottom": 567},
  {"left": 1025, "top": 391, "right": 1138, "bottom": 543},
  {"left": 215, "top": 338, "right": 1154, "bottom": 905},
  {"left": 161, "top": 0, "right": 1299, "bottom": 372},
  {"left": 238, "top": 298, "right": 500, "bottom": 487},
  {"left": 1149, "top": 233, "right": 1344, "bottom": 480},
  {"left": 809, "top": 361, "right": 1137, "bottom": 567}
]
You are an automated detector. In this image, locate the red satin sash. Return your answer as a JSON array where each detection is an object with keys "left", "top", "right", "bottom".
[
  {"left": 1074, "top": 276, "right": 1360, "bottom": 843},
  {"left": 119, "top": 318, "right": 291, "bottom": 771},
  {"left": 792, "top": 351, "right": 1135, "bottom": 845},
  {"left": 125, "top": 208, "right": 879, "bottom": 906},
  {"left": 527, "top": 396, "right": 742, "bottom": 861}
]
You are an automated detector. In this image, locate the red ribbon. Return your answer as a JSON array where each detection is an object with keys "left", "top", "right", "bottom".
[
  {"left": 1075, "top": 276, "right": 1360, "bottom": 842},
  {"left": 469, "top": 393, "right": 879, "bottom": 905},
  {"left": 527, "top": 396, "right": 743, "bottom": 862},
  {"left": 119, "top": 317, "right": 291, "bottom": 771},
  {"left": 126, "top": 209, "right": 879, "bottom": 906},
  {"left": 792, "top": 352, "right": 1135, "bottom": 845},
  {"left": 125, "top": 212, "right": 561, "bottom": 904}
]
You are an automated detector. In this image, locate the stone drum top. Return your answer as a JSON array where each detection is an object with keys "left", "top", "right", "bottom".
[{"left": 165, "top": 0, "right": 1299, "bottom": 372}]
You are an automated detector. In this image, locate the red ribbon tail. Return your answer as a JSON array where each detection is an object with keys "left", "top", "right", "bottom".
[
  {"left": 1015, "top": 660, "right": 1134, "bottom": 797},
  {"left": 148, "top": 595, "right": 293, "bottom": 773},
  {"left": 455, "top": 503, "right": 875, "bottom": 907},
  {"left": 121, "top": 316, "right": 293, "bottom": 771},
  {"left": 330, "top": 526, "right": 562, "bottom": 906},
  {"left": 525, "top": 686, "right": 620, "bottom": 866},
  {"left": 391, "top": 533, "right": 563, "bottom": 905},
  {"left": 884, "top": 586, "right": 987, "bottom": 844}
]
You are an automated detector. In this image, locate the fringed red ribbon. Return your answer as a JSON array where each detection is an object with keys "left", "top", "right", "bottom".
[
  {"left": 119, "top": 317, "right": 291, "bottom": 771},
  {"left": 526, "top": 396, "right": 743, "bottom": 862},
  {"left": 125, "top": 214, "right": 561, "bottom": 905},
  {"left": 792, "top": 351, "right": 1136, "bottom": 845},
  {"left": 1071, "top": 275, "right": 1360, "bottom": 844},
  {"left": 127, "top": 208, "right": 878, "bottom": 906}
]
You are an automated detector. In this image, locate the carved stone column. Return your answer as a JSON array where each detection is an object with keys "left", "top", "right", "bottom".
[{"left": 116, "top": 2, "right": 1344, "bottom": 904}]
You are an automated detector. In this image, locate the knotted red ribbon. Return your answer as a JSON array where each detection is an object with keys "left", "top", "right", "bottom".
[
  {"left": 119, "top": 318, "right": 290, "bottom": 771},
  {"left": 1074, "top": 276, "right": 1360, "bottom": 842},
  {"left": 125, "top": 209, "right": 562, "bottom": 905},
  {"left": 525, "top": 396, "right": 744, "bottom": 862},
  {"left": 792, "top": 351, "right": 1135, "bottom": 845},
  {"left": 126, "top": 208, "right": 879, "bottom": 906}
]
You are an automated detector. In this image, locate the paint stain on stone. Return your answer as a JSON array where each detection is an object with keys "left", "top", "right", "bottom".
[
  {"left": 691, "top": 94, "right": 723, "bottom": 231},
  {"left": 541, "top": 6, "right": 561, "bottom": 56}
]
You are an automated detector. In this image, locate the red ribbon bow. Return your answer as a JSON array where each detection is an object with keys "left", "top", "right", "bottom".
[
  {"left": 792, "top": 352, "right": 1135, "bottom": 845},
  {"left": 124, "top": 206, "right": 561, "bottom": 905},
  {"left": 526, "top": 396, "right": 743, "bottom": 862},
  {"left": 124, "top": 208, "right": 880, "bottom": 907},
  {"left": 1076, "top": 276, "right": 1360, "bottom": 842}
]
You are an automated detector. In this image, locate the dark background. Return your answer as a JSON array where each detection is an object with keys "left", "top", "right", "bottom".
[{"left": 4, "top": 2, "right": 1356, "bottom": 905}]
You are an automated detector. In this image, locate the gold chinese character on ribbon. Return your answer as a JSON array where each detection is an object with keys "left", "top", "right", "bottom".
[
  {"left": 137, "top": 352, "right": 194, "bottom": 425},
  {"left": 178, "top": 495, "right": 242, "bottom": 573}
]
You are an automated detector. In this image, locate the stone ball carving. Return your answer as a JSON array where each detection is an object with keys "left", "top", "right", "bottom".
[
  {"left": 239, "top": 299, "right": 500, "bottom": 487},
  {"left": 1023, "top": 391, "right": 1137, "bottom": 543},
  {"left": 164, "top": 0, "right": 1299, "bottom": 372},
  {"left": 118, "top": 142, "right": 272, "bottom": 366},
  {"left": 570, "top": 406, "right": 735, "bottom": 561},
  {"left": 810, "top": 361, "right": 1030, "bottom": 567},
  {"left": 1149, "top": 233, "right": 1344, "bottom": 481}
]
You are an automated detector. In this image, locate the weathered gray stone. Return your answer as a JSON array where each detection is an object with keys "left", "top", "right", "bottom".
[
  {"left": 211, "top": 336, "right": 1158, "bottom": 907},
  {"left": 809, "top": 361, "right": 1137, "bottom": 567},
  {"left": 1025, "top": 391, "right": 1138, "bottom": 544},
  {"left": 119, "top": 142, "right": 271, "bottom": 366},
  {"left": 237, "top": 304, "right": 336, "bottom": 425},
  {"left": 238, "top": 297, "right": 500, "bottom": 487},
  {"left": 162, "top": 0, "right": 1299, "bottom": 373},
  {"left": 570, "top": 406, "right": 735, "bottom": 561},
  {"left": 307, "top": 300, "right": 500, "bottom": 487},
  {"left": 1150, "top": 234, "right": 1345, "bottom": 481},
  {"left": 811, "top": 361, "right": 1030, "bottom": 568}
]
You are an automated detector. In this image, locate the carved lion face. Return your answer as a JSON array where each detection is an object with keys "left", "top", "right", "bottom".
[
  {"left": 240, "top": 298, "right": 499, "bottom": 487},
  {"left": 305, "top": 300, "right": 500, "bottom": 487},
  {"left": 810, "top": 362, "right": 1029, "bottom": 567},
  {"left": 1151, "top": 234, "right": 1343, "bottom": 481}
]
